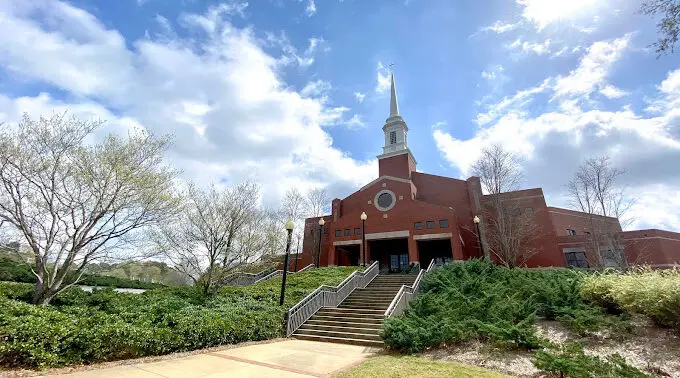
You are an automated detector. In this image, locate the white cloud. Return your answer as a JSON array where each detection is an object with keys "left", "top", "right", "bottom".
[
  {"left": 375, "top": 61, "right": 391, "bottom": 94},
  {"left": 599, "top": 85, "right": 629, "bottom": 99},
  {"left": 345, "top": 114, "right": 365, "bottom": 129},
  {"left": 301, "top": 80, "right": 332, "bottom": 98},
  {"left": 553, "top": 34, "right": 631, "bottom": 99},
  {"left": 353, "top": 92, "right": 366, "bottom": 103},
  {"left": 507, "top": 38, "right": 551, "bottom": 55},
  {"left": 480, "top": 20, "right": 521, "bottom": 34},
  {"left": 304, "top": 0, "right": 317, "bottom": 16},
  {"left": 517, "top": 0, "right": 601, "bottom": 30},
  {"left": 481, "top": 65, "right": 505, "bottom": 81},
  {"left": 434, "top": 32, "right": 680, "bottom": 231},
  {"left": 0, "top": 0, "right": 376, "bottom": 205}
]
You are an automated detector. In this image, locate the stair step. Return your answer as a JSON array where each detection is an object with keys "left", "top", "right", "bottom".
[
  {"left": 313, "top": 313, "right": 384, "bottom": 321},
  {"left": 311, "top": 314, "right": 383, "bottom": 324},
  {"left": 299, "top": 323, "right": 381, "bottom": 334},
  {"left": 342, "top": 298, "right": 394, "bottom": 304},
  {"left": 306, "top": 319, "right": 385, "bottom": 328},
  {"left": 294, "top": 328, "right": 382, "bottom": 341},
  {"left": 318, "top": 307, "right": 385, "bottom": 315},
  {"left": 293, "top": 333, "right": 384, "bottom": 347}
]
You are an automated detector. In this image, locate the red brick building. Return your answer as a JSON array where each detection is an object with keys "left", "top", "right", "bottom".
[{"left": 294, "top": 74, "right": 680, "bottom": 271}]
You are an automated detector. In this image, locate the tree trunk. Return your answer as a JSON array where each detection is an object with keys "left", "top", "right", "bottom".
[{"left": 32, "top": 282, "right": 57, "bottom": 306}]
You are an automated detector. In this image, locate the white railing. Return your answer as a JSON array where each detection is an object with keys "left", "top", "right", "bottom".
[
  {"left": 285, "top": 261, "right": 379, "bottom": 337},
  {"left": 384, "top": 259, "right": 437, "bottom": 318},
  {"left": 254, "top": 264, "right": 315, "bottom": 284},
  {"left": 223, "top": 264, "right": 315, "bottom": 286}
]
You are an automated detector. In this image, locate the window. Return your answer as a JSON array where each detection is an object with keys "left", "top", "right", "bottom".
[
  {"left": 354, "top": 228, "right": 360, "bottom": 236},
  {"left": 567, "top": 229, "right": 576, "bottom": 236},
  {"left": 426, "top": 221, "right": 435, "bottom": 229},
  {"left": 525, "top": 207, "right": 534, "bottom": 216},
  {"left": 584, "top": 231, "right": 591, "bottom": 235},
  {"left": 390, "top": 131, "right": 397, "bottom": 145},
  {"left": 414, "top": 222, "right": 423, "bottom": 230},
  {"left": 344, "top": 229, "right": 351, "bottom": 236},
  {"left": 335, "top": 230, "right": 341, "bottom": 237},
  {"left": 565, "top": 251, "right": 589, "bottom": 268},
  {"left": 439, "top": 219, "right": 449, "bottom": 228},
  {"left": 511, "top": 208, "right": 521, "bottom": 216},
  {"left": 377, "top": 192, "right": 394, "bottom": 208},
  {"left": 390, "top": 254, "right": 409, "bottom": 271}
]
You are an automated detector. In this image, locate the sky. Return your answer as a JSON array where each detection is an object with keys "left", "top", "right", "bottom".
[{"left": 0, "top": 0, "right": 678, "bottom": 231}]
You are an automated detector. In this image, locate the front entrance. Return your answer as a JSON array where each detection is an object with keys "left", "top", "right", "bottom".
[
  {"left": 368, "top": 238, "right": 410, "bottom": 273},
  {"left": 336, "top": 244, "right": 360, "bottom": 266},
  {"left": 417, "top": 238, "right": 453, "bottom": 268}
]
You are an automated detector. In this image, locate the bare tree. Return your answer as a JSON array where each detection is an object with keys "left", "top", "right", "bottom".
[
  {"left": 567, "top": 156, "right": 633, "bottom": 268},
  {"left": 0, "top": 113, "right": 179, "bottom": 305},
  {"left": 640, "top": 0, "right": 679, "bottom": 55},
  {"left": 280, "top": 187, "right": 305, "bottom": 225},
  {"left": 153, "top": 183, "right": 262, "bottom": 295},
  {"left": 304, "top": 187, "right": 329, "bottom": 217},
  {"left": 471, "top": 144, "right": 539, "bottom": 267}
]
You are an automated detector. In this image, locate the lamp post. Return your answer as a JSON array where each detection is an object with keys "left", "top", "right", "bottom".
[
  {"left": 294, "top": 233, "right": 300, "bottom": 272},
  {"left": 360, "top": 212, "right": 367, "bottom": 267},
  {"left": 279, "top": 220, "right": 295, "bottom": 306},
  {"left": 317, "top": 218, "right": 325, "bottom": 267},
  {"left": 473, "top": 216, "right": 485, "bottom": 260}
]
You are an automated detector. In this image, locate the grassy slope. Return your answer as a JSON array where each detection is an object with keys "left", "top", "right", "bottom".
[{"left": 334, "top": 355, "right": 511, "bottom": 378}]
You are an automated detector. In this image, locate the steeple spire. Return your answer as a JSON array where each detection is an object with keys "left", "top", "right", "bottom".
[{"left": 389, "top": 73, "right": 399, "bottom": 117}]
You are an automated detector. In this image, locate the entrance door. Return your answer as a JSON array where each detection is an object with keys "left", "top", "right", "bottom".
[{"left": 389, "top": 253, "right": 409, "bottom": 272}]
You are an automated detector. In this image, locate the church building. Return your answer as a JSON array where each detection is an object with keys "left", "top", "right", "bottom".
[{"left": 296, "top": 74, "right": 680, "bottom": 271}]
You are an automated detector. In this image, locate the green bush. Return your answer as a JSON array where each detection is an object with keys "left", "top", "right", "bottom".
[
  {"left": 533, "top": 342, "right": 651, "bottom": 378},
  {"left": 0, "top": 266, "right": 359, "bottom": 369},
  {"left": 581, "top": 268, "right": 680, "bottom": 330},
  {"left": 382, "top": 260, "right": 620, "bottom": 353}
]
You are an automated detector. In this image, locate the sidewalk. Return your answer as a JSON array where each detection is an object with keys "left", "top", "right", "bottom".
[{"left": 37, "top": 340, "right": 380, "bottom": 378}]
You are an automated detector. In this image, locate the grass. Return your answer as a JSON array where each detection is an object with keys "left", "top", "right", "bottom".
[{"left": 333, "top": 355, "right": 511, "bottom": 378}]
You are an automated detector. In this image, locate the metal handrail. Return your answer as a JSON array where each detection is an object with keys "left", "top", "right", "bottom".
[
  {"left": 224, "top": 264, "right": 315, "bottom": 286},
  {"left": 384, "top": 259, "right": 438, "bottom": 318},
  {"left": 285, "top": 261, "right": 379, "bottom": 336}
]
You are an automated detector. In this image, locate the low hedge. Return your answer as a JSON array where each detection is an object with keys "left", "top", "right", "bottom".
[
  {"left": 581, "top": 267, "right": 680, "bottom": 330},
  {"left": 382, "top": 260, "right": 623, "bottom": 353},
  {"left": 0, "top": 266, "right": 360, "bottom": 369}
]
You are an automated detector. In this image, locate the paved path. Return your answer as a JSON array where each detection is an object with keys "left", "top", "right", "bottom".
[{"left": 38, "top": 340, "right": 380, "bottom": 378}]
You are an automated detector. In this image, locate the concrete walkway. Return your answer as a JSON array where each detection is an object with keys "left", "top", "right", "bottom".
[{"left": 39, "top": 340, "right": 380, "bottom": 378}]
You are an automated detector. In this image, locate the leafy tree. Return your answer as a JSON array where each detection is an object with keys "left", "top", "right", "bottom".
[{"left": 0, "top": 113, "right": 179, "bottom": 305}]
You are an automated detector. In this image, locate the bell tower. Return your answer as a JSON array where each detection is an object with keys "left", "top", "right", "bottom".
[{"left": 377, "top": 73, "right": 417, "bottom": 179}]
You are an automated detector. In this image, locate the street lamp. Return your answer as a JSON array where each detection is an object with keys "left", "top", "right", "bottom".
[
  {"left": 473, "top": 216, "right": 485, "bottom": 260},
  {"left": 360, "top": 212, "right": 367, "bottom": 267},
  {"left": 317, "top": 218, "right": 325, "bottom": 267},
  {"left": 279, "top": 220, "right": 295, "bottom": 306}
]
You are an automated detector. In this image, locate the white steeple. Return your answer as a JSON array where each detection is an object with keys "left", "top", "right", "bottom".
[
  {"left": 379, "top": 72, "right": 411, "bottom": 157},
  {"left": 390, "top": 73, "right": 399, "bottom": 117}
]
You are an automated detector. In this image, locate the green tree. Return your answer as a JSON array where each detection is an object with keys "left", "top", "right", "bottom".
[{"left": 0, "top": 113, "right": 179, "bottom": 305}]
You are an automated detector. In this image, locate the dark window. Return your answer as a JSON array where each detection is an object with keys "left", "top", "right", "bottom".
[
  {"left": 400, "top": 254, "right": 408, "bottom": 267},
  {"left": 344, "top": 229, "right": 351, "bottom": 236},
  {"left": 525, "top": 207, "right": 534, "bottom": 216},
  {"left": 414, "top": 222, "right": 423, "bottom": 230},
  {"left": 567, "top": 229, "right": 576, "bottom": 236},
  {"left": 334, "top": 230, "right": 341, "bottom": 237},
  {"left": 565, "top": 251, "right": 589, "bottom": 268},
  {"left": 426, "top": 221, "right": 435, "bottom": 229},
  {"left": 511, "top": 208, "right": 521, "bottom": 216},
  {"left": 377, "top": 192, "right": 394, "bottom": 209},
  {"left": 390, "top": 254, "right": 409, "bottom": 271},
  {"left": 390, "top": 131, "right": 397, "bottom": 144},
  {"left": 439, "top": 219, "right": 449, "bottom": 228},
  {"left": 584, "top": 231, "right": 591, "bottom": 235},
  {"left": 354, "top": 228, "right": 360, "bottom": 236}
]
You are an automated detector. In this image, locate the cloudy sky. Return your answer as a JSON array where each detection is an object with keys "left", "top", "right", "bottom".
[{"left": 0, "top": 0, "right": 678, "bottom": 231}]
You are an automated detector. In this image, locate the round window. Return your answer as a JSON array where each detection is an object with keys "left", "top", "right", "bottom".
[
  {"left": 374, "top": 189, "right": 396, "bottom": 211},
  {"left": 377, "top": 193, "right": 393, "bottom": 208}
]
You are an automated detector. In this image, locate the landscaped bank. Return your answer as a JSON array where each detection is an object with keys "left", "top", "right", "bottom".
[
  {"left": 382, "top": 260, "right": 680, "bottom": 377},
  {"left": 0, "top": 266, "right": 358, "bottom": 369}
]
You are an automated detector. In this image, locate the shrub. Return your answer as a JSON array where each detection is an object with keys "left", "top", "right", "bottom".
[
  {"left": 533, "top": 342, "right": 651, "bottom": 378},
  {"left": 581, "top": 268, "right": 680, "bottom": 330},
  {"left": 382, "top": 260, "right": 620, "bottom": 352},
  {"left": 0, "top": 266, "right": 358, "bottom": 369}
]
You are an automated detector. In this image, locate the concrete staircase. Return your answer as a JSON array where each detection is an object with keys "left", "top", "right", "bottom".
[{"left": 293, "top": 274, "right": 417, "bottom": 347}]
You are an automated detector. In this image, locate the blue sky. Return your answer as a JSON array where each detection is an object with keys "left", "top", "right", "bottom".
[{"left": 0, "top": 0, "right": 679, "bottom": 231}]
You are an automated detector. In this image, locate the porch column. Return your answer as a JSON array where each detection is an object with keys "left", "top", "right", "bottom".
[
  {"left": 408, "top": 236, "right": 419, "bottom": 265},
  {"left": 328, "top": 245, "right": 336, "bottom": 266},
  {"left": 451, "top": 233, "right": 464, "bottom": 260}
]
